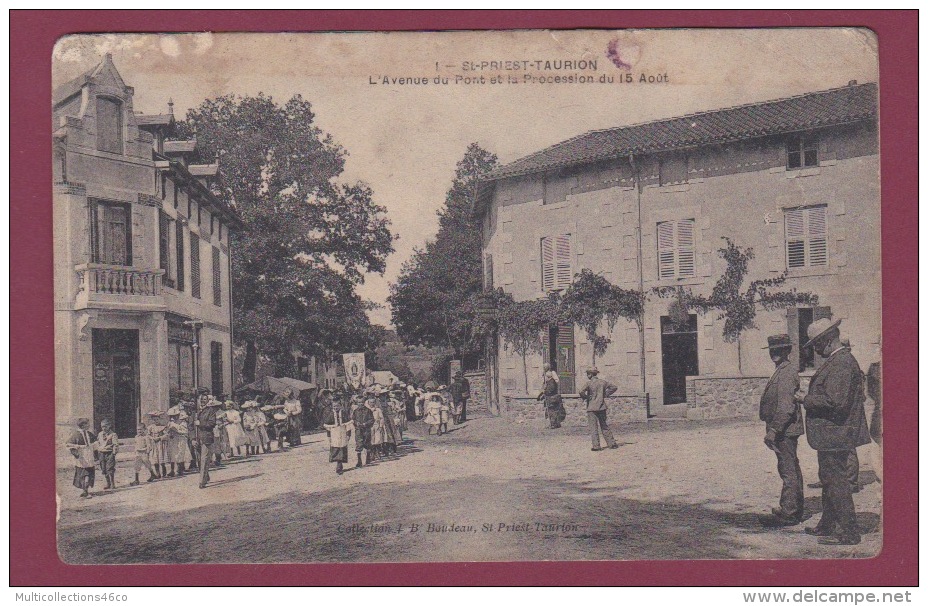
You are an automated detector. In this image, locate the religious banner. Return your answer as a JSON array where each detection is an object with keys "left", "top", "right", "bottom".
[{"left": 342, "top": 353, "right": 366, "bottom": 389}]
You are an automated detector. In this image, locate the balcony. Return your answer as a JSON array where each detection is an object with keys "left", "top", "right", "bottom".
[{"left": 74, "top": 264, "right": 166, "bottom": 312}]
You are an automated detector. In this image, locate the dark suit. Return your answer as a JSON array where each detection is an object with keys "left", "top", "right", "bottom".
[
  {"left": 803, "top": 347, "right": 870, "bottom": 538},
  {"left": 450, "top": 377, "right": 470, "bottom": 422},
  {"left": 759, "top": 361, "right": 804, "bottom": 519},
  {"left": 579, "top": 377, "right": 618, "bottom": 449}
]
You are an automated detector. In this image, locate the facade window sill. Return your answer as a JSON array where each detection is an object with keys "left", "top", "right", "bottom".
[
  {"left": 652, "top": 276, "right": 706, "bottom": 288},
  {"left": 785, "top": 166, "right": 822, "bottom": 178},
  {"left": 783, "top": 266, "right": 836, "bottom": 280},
  {"left": 659, "top": 183, "right": 690, "bottom": 193}
]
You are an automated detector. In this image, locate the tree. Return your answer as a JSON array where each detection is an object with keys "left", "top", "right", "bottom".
[
  {"left": 656, "top": 237, "right": 818, "bottom": 373},
  {"left": 178, "top": 94, "right": 395, "bottom": 383},
  {"left": 562, "top": 269, "right": 647, "bottom": 365},
  {"left": 389, "top": 144, "right": 498, "bottom": 363}
]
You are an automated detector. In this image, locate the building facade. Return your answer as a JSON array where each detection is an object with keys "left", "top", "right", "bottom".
[
  {"left": 476, "top": 83, "right": 880, "bottom": 417},
  {"left": 54, "top": 55, "right": 241, "bottom": 437}
]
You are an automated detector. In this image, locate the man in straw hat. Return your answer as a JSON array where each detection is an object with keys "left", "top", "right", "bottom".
[
  {"left": 578, "top": 367, "right": 619, "bottom": 452},
  {"left": 758, "top": 334, "right": 804, "bottom": 526},
  {"left": 798, "top": 318, "right": 870, "bottom": 545}
]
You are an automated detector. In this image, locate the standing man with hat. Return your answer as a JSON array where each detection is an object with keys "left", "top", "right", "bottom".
[
  {"left": 578, "top": 368, "right": 619, "bottom": 452},
  {"left": 799, "top": 318, "right": 870, "bottom": 545},
  {"left": 450, "top": 370, "right": 471, "bottom": 424},
  {"left": 194, "top": 392, "right": 221, "bottom": 489},
  {"left": 759, "top": 334, "right": 804, "bottom": 525}
]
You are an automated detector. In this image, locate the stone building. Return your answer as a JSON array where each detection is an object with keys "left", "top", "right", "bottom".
[
  {"left": 53, "top": 55, "right": 242, "bottom": 437},
  {"left": 475, "top": 82, "right": 880, "bottom": 421}
]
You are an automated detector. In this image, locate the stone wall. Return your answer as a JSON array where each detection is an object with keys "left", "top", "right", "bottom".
[
  {"left": 684, "top": 375, "right": 770, "bottom": 420},
  {"left": 502, "top": 393, "right": 648, "bottom": 427},
  {"left": 465, "top": 371, "right": 489, "bottom": 414}
]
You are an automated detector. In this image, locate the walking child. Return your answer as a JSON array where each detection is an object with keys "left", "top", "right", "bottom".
[
  {"left": 96, "top": 418, "right": 119, "bottom": 490},
  {"left": 129, "top": 421, "right": 157, "bottom": 485}
]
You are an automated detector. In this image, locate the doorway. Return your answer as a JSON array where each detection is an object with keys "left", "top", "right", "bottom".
[
  {"left": 660, "top": 315, "right": 699, "bottom": 405},
  {"left": 544, "top": 323, "right": 576, "bottom": 394},
  {"left": 92, "top": 328, "right": 141, "bottom": 437}
]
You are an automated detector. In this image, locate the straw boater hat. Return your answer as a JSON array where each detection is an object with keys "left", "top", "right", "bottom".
[
  {"left": 804, "top": 318, "right": 842, "bottom": 348},
  {"left": 177, "top": 411, "right": 189, "bottom": 420},
  {"left": 586, "top": 367, "right": 600, "bottom": 376},
  {"left": 762, "top": 334, "right": 793, "bottom": 350},
  {"left": 166, "top": 405, "right": 182, "bottom": 416}
]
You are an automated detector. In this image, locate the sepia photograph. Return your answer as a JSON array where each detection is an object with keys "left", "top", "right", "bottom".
[{"left": 50, "top": 28, "right": 883, "bottom": 565}]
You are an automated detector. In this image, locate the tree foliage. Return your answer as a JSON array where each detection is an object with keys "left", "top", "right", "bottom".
[
  {"left": 562, "top": 269, "right": 647, "bottom": 363},
  {"left": 178, "top": 94, "right": 395, "bottom": 383},
  {"left": 491, "top": 290, "right": 562, "bottom": 392},
  {"left": 388, "top": 144, "right": 499, "bottom": 360}
]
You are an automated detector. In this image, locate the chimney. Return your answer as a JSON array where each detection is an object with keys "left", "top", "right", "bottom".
[
  {"left": 848, "top": 80, "right": 858, "bottom": 86},
  {"left": 168, "top": 98, "right": 174, "bottom": 115}
]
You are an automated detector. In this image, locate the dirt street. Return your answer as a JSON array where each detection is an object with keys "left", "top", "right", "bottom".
[{"left": 57, "top": 414, "right": 882, "bottom": 563}]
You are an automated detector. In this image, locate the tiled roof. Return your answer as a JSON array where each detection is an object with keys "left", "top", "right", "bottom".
[
  {"left": 163, "top": 139, "right": 197, "bottom": 154},
  {"left": 484, "top": 82, "right": 878, "bottom": 181},
  {"left": 135, "top": 113, "right": 174, "bottom": 127}
]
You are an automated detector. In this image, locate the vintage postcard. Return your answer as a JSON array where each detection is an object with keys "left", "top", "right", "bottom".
[{"left": 52, "top": 29, "right": 882, "bottom": 564}]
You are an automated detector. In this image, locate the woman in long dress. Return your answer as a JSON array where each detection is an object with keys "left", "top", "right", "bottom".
[
  {"left": 377, "top": 391, "right": 400, "bottom": 455},
  {"left": 241, "top": 402, "right": 264, "bottom": 455},
  {"left": 165, "top": 407, "right": 192, "bottom": 476},
  {"left": 222, "top": 401, "right": 251, "bottom": 458},
  {"left": 368, "top": 397, "right": 385, "bottom": 460},
  {"left": 390, "top": 389, "right": 408, "bottom": 441},
  {"left": 146, "top": 411, "right": 168, "bottom": 479},
  {"left": 424, "top": 393, "right": 444, "bottom": 435}
]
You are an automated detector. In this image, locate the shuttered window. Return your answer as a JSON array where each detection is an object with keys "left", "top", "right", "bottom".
[
  {"left": 657, "top": 219, "right": 695, "bottom": 279},
  {"left": 175, "top": 220, "right": 185, "bottom": 292},
  {"left": 95, "top": 97, "right": 123, "bottom": 154},
  {"left": 484, "top": 254, "right": 494, "bottom": 290},
  {"left": 158, "top": 211, "right": 174, "bottom": 288},
  {"left": 190, "top": 233, "right": 201, "bottom": 299},
  {"left": 541, "top": 234, "right": 572, "bottom": 291},
  {"left": 785, "top": 205, "right": 828, "bottom": 269},
  {"left": 212, "top": 246, "right": 222, "bottom": 306},
  {"left": 90, "top": 200, "right": 131, "bottom": 266}
]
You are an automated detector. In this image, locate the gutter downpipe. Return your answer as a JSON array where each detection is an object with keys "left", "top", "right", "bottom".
[{"left": 629, "top": 153, "right": 648, "bottom": 412}]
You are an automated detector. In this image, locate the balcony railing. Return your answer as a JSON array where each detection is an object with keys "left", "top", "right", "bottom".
[{"left": 74, "top": 264, "right": 166, "bottom": 311}]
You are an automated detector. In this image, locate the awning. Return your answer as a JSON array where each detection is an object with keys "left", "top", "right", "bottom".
[{"left": 236, "top": 376, "right": 316, "bottom": 396}]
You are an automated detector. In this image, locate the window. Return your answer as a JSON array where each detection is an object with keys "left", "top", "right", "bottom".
[
  {"left": 788, "top": 306, "right": 832, "bottom": 372},
  {"left": 542, "top": 323, "right": 576, "bottom": 394},
  {"left": 90, "top": 200, "right": 132, "bottom": 266},
  {"left": 95, "top": 97, "right": 123, "bottom": 154},
  {"left": 785, "top": 205, "right": 828, "bottom": 269},
  {"left": 484, "top": 254, "right": 494, "bottom": 290},
  {"left": 158, "top": 211, "right": 174, "bottom": 288},
  {"left": 212, "top": 246, "right": 222, "bottom": 306},
  {"left": 787, "top": 138, "right": 818, "bottom": 170},
  {"left": 175, "top": 221, "right": 185, "bottom": 292},
  {"left": 210, "top": 342, "right": 224, "bottom": 396},
  {"left": 657, "top": 219, "right": 695, "bottom": 279},
  {"left": 161, "top": 174, "right": 167, "bottom": 200},
  {"left": 190, "top": 233, "right": 201, "bottom": 299},
  {"left": 541, "top": 234, "right": 572, "bottom": 291}
]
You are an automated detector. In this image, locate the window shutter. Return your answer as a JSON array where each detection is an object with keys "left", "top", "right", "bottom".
[
  {"left": 159, "top": 211, "right": 171, "bottom": 279},
  {"left": 190, "top": 233, "right": 201, "bottom": 299},
  {"left": 484, "top": 254, "right": 494, "bottom": 290},
  {"left": 807, "top": 205, "right": 828, "bottom": 267},
  {"left": 677, "top": 219, "right": 695, "bottom": 277},
  {"left": 657, "top": 221, "right": 676, "bottom": 279},
  {"left": 555, "top": 234, "right": 572, "bottom": 289},
  {"left": 541, "top": 237, "right": 555, "bottom": 291},
  {"left": 175, "top": 221, "right": 185, "bottom": 291},
  {"left": 212, "top": 246, "right": 222, "bottom": 306}
]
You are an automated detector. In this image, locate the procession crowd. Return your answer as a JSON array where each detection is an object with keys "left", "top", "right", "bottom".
[{"left": 64, "top": 372, "right": 473, "bottom": 492}]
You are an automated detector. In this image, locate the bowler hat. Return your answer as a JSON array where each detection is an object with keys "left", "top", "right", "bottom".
[
  {"left": 804, "top": 318, "right": 842, "bottom": 348},
  {"left": 762, "top": 334, "right": 793, "bottom": 350}
]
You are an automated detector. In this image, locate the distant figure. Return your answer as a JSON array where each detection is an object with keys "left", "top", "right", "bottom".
[
  {"left": 758, "top": 334, "right": 804, "bottom": 526},
  {"left": 96, "top": 418, "right": 119, "bottom": 490},
  {"left": 165, "top": 407, "right": 191, "bottom": 476},
  {"left": 351, "top": 395, "right": 375, "bottom": 468},
  {"left": 538, "top": 363, "right": 565, "bottom": 429},
  {"left": 578, "top": 368, "right": 618, "bottom": 451},
  {"left": 146, "top": 411, "right": 168, "bottom": 479},
  {"left": 66, "top": 417, "right": 96, "bottom": 499},
  {"left": 799, "top": 318, "right": 870, "bottom": 546},
  {"left": 450, "top": 371, "right": 471, "bottom": 423},
  {"left": 284, "top": 389, "right": 303, "bottom": 446},
  {"left": 195, "top": 394, "right": 220, "bottom": 489}
]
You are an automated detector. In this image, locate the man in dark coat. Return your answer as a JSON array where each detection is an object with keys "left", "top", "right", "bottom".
[
  {"left": 351, "top": 396, "right": 375, "bottom": 468},
  {"left": 799, "top": 318, "right": 870, "bottom": 545},
  {"left": 450, "top": 371, "right": 471, "bottom": 423},
  {"left": 578, "top": 368, "right": 619, "bottom": 451},
  {"left": 759, "top": 334, "right": 804, "bottom": 525},
  {"left": 194, "top": 394, "right": 220, "bottom": 489}
]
